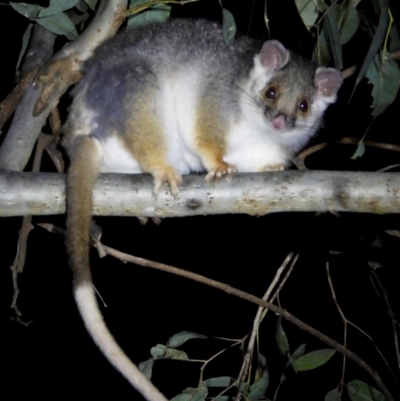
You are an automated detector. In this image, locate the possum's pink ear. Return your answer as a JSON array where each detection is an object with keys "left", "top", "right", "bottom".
[
  {"left": 315, "top": 67, "right": 343, "bottom": 97},
  {"left": 259, "top": 40, "right": 290, "bottom": 70}
]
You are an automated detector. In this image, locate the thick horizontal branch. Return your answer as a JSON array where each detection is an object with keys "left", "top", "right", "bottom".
[{"left": 0, "top": 170, "right": 399, "bottom": 217}]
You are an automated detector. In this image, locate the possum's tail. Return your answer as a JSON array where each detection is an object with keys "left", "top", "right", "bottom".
[{"left": 66, "top": 135, "right": 167, "bottom": 401}]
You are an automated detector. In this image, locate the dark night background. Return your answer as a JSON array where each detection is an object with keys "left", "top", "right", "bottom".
[{"left": 1, "top": 1, "right": 400, "bottom": 400}]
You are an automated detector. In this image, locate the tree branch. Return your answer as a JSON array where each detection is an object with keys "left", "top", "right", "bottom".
[{"left": 1, "top": 170, "right": 400, "bottom": 217}]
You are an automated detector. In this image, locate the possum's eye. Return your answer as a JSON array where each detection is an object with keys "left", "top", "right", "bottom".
[
  {"left": 265, "top": 87, "right": 277, "bottom": 99},
  {"left": 298, "top": 99, "right": 308, "bottom": 113}
]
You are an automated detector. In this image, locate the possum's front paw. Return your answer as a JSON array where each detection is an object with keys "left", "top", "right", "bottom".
[
  {"left": 152, "top": 166, "right": 183, "bottom": 197},
  {"left": 205, "top": 162, "right": 237, "bottom": 182},
  {"left": 262, "top": 163, "right": 285, "bottom": 171}
]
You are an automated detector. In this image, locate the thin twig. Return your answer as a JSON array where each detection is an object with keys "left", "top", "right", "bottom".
[
  {"left": 326, "top": 262, "right": 347, "bottom": 394},
  {"left": 370, "top": 270, "right": 400, "bottom": 376},
  {"left": 297, "top": 137, "right": 400, "bottom": 168},
  {"left": 9, "top": 132, "right": 51, "bottom": 317},
  {"left": 235, "top": 252, "right": 296, "bottom": 401}
]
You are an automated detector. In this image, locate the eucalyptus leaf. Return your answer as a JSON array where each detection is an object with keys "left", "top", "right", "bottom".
[
  {"left": 150, "top": 343, "right": 167, "bottom": 357},
  {"left": 170, "top": 395, "right": 192, "bottom": 401},
  {"left": 240, "top": 381, "right": 250, "bottom": 396},
  {"left": 285, "top": 343, "right": 306, "bottom": 370},
  {"left": 371, "top": 236, "right": 382, "bottom": 248},
  {"left": 326, "top": 3, "right": 343, "bottom": 69},
  {"left": 366, "top": 53, "right": 400, "bottom": 118},
  {"left": 248, "top": 369, "right": 269, "bottom": 401},
  {"left": 164, "top": 348, "right": 189, "bottom": 360},
  {"left": 354, "top": 0, "right": 389, "bottom": 88},
  {"left": 181, "top": 382, "right": 208, "bottom": 401},
  {"left": 276, "top": 317, "right": 289, "bottom": 354},
  {"left": 287, "top": 353, "right": 298, "bottom": 373},
  {"left": 347, "top": 380, "right": 386, "bottom": 401},
  {"left": 295, "top": 0, "right": 319, "bottom": 30},
  {"left": 314, "top": 23, "right": 331, "bottom": 65},
  {"left": 384, "top": 229, "right": 400, "bottom": 239},
  {"left": 138, "top": 358, "right": 154, "bottom": 379},
  {"left": 349, "top": 0, "right": 362, "bottom": 8},
  {"left": 292, "top": 343, "right": 306, "bottom": 359},
  {"left": 38, "top": 0, "right": 78, "bottom": 18},
  {"left": 351, "top": 140, "right": 365, "bottom": 159},
  {"left": 295, "top": 349, "right": 336, "bottom": 371},
  {"left": 214, "top": 397, "right": 230, "bottom": 401},
  {"left": 315, "top": 0, "right": 326, "bottom": 13},
  {"left": 204, "top": 377, "right": 235, "bottom": 387},
  {"left": 367, "top": 260, "right": 383, "bottom": 270},
  {"left": 36, "top": 13, "right": 78, "bottom": 40},
  {"left": 10, "top": 2, "right": 41, "bottom": 20},
  {"left": 340, "top": 7, "right": 359, "bottom": 45},
  {"left": 76, "top": 0, "right": 88, "bottom": 12},
  {"left": 166, "top": 331, "right": 207, "bottom": 348},
  {"left": 127, "top": 0, "right": 171, "bottom": 28},
  {"left": 222, "top": 8, "right": 236, "bottom": 47},
  {"left": 325, "top": 388, "right": 342, "bottom": 401},
  {"left": 84, "top": 0, "right": 98, "bottom": 10},
  {"left": 257, "top": 352, "right": 267, "bottom": 370}
]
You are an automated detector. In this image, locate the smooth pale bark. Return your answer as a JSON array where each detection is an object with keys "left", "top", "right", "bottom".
[{"left": 0, "top": 170, "right": 398, "bottom": 217}]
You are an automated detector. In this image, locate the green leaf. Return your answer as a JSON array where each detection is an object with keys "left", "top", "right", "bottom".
[
  {"left": 166, "top": 331, "right": 207, "bottom": 348},
  {"left": 248, "top": 370, "right": 269, "bottom": 401},
  {"left": 326, "top": 3, "right": 343, "bottom": 69},
  {"left": 276, "top": 317, "right": 289, "bottom": 354},
  {"left": 214, "top": 397, "right": 229, "bottom": 401},
  {"left": 178, "top": 383, "right": 208, "bottom": 401},
  {"left": 203, "top": 377, "right": 235, "bottom": 387},
  {"left": 84, "top": 0, "right": 98, "bottom": 10},
  {"left": 340, "top": 6, "right": 359, "bottom": 45},
  {"left": 138, "top": 358, "right": 154, "bottom": 379},
  {"left": 371, "top": 236, "right": 382, "bottom": 248},
  {"left": 150, "top": 343, "right": 167, "bottom": 357},
  {"left": 76, "top": 0, "right": 88, "bottom": 12},
  {"left": 295, "top": 349, "right": 336, "bottom": 371},
  {"left": 325, "top": 388, "right": 342, "bottom": 401},
  {"left": 127, "top": 0, "right": 171, "bottom": 28},
  {"left": 292, "top": 343, "right": 306, "bottom": 359},
  {"left": 164, "top": 348, "right": 189, "bottom": 360},
  {"left": 354, "top": 0, "right": 389, "bottom": 89},
  {"left": 240, "top": 381, "right": 250, "bottom": 396},
  {"left": 38, "top": 0, "right": 78, "bottom": 18},
  {"left": 367, "top": 260, "right": 383, "bottom": 270},
  {"left": 351, "top": 140, "right": 365, "bottom": 159},
  {"left": 295, "top": 0, "right": 319, "bottom": 30},
  {"left": 314, "top": 24, "right": 331, "bottom": 65},
  {"left": 16, "top": 23, "right": 33, "bottom": 74},
  {"left": 366, "top": 53, "right": 400, "bottom": 118},
  {"left": 36, "top": 13, "right": 78, "bottom": 40},
  {"left": 170, "top": 395, "right": 192, "bottom": 401},
  {"left": 10, "top": 2, "right": 41, "bottom": 19},
  {"left": 222, "top": 8, "right": 236, "bottom": 47},
  {"left": 287, "top": 353, "right": 298, "bottom": 373},
  {"left": 257, "top": 352, "right": 267, "bottom": 371},
  {"left": 347, "top": 380, "right": 387, "bottom": 401}
]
